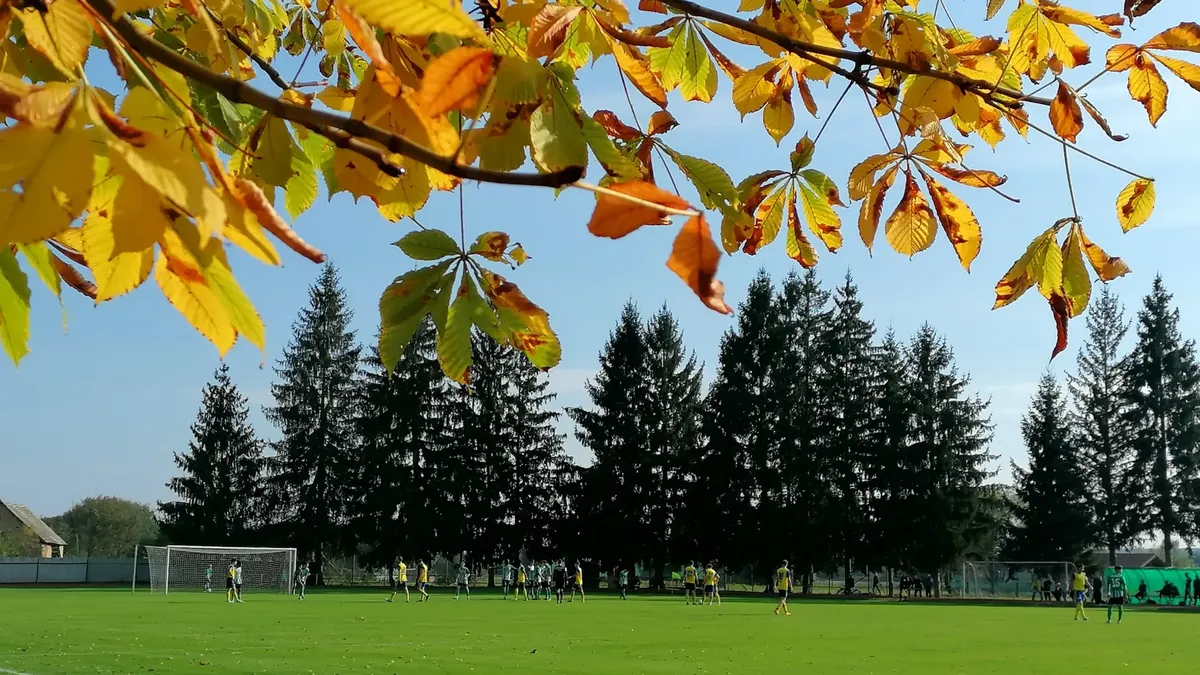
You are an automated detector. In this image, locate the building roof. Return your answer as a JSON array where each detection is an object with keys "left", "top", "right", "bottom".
[
  {"left": 0, "top": 500, "right": 66, "bottom": 546},
  {"left": 1089, "top": 550, "right": 1167, "bottom": 569}
]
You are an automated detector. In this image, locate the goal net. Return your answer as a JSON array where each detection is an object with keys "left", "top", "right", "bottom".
[
  {"left": 961, "top": 561, "right": 1079, "bottom": 599},
  {"left": 141, "top": 545, "right": 297, "bottom": 595}
]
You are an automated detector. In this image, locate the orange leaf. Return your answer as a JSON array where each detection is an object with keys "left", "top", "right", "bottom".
[
  {"left": 335, "top": 0, "right": 400, "bottom": 95},
  {"left": 611, "top": 42, "right": 667, "bottom": 107},
  {"left": 592, "top": 110, "right": 642, "bottom": 140},
  {"left": 1049, "top": 292, "right": 1070, "bottom": 359},
  {"left": 921, "top": 170, "right": 981, "bottom": 271},
  {"left": 786, "top": 193, "right": 818, "bottom": 268},
  {"left": 948, "top": 36, "right": 1001, "bottom": 57},
  {"left": 638, "top": 0, "right": 667, "bottom": 13},
  {"left": 924, "top": 164, "right": 1008, "bottom": 188},
  {"left": 1076, "top": 226, "right": 1131, "bottom": 282},
  {"left": 1128, "top": 54, "right": 1168, "bottom": 125},
  {"left": 1143, "top": 22, "right": 1200, "bottom": 53},
  {"left": 1105, "top": 43, "right": 1140, "bottom": 71},
  {"left": 527, "top": 5, "right": 583, "bottom": 59},
  {"left": 594, "top": 15, "right": 670, "bottom": 48},
  {"left": 416, "top": 47, "right": 499, "bottom": 118},
  {"left": 646, "top": 109, "right": 678, "bottom": 135},
  {"left": 859, "top": 164, "right": 900, "bottom": 254},
  {"left": 232, "top": 179, "right": 326, "bottom": 263},
  {"left": 666, "top": 215, "right": 731, "bottom": 315},
  {"left": 1049, "top": 80, "right": 1083, "bottom": 143},
  {"left": 586, "top": 181, "right": 692, "bottom": 238}
]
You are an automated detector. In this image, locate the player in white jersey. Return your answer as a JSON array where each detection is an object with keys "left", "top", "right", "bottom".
[
  {"left": 296, "top": 561, "right": 309, "bottom": 599},
  {"left": 233, "top": 561, "right": 245, "bottom": 603},
  {"left": 500, "top": 561, "right": 513, "bottom": 599},
  {"left": 454, "top": 564, "right": 471, "bottom": 600}
]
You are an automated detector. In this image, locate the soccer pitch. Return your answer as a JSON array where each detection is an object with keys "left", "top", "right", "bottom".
[{"left": 0, "top": 589, "right": 1194, "bottom": 675}]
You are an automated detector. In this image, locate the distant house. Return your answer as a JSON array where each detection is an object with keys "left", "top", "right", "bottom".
[
  {"left": 0, "top": 500, "right": 66, "bottom": 558},
  {"left": 1088, "top": 550, "right": 1168, "bottom": 569}
]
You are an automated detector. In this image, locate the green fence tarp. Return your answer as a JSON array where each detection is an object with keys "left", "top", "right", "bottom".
[{"left": 1105, "top": 567, "right": 1200, "bottom": 605}]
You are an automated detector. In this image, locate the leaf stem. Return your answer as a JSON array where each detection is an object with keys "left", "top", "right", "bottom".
[
  {"left": 1062, "top": 141, "right": 1080, "bottom": 221},
  {"left": 813, "top": 79, "right": 854, "bottom": 145},
  {"left": 1025, "top": 119, "right": 1152, "bottom": 181},
  {"left": 573, "top": 181, "right": 701, "bottom": 217}
]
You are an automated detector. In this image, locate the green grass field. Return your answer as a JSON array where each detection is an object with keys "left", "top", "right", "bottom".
[{"left": 0, "top": 588, "right": 1194, "bottom": 674}]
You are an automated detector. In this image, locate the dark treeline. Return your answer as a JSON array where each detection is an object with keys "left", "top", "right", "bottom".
[{"left": 158, "top": 265, "right": 1199, "bottom": 590}]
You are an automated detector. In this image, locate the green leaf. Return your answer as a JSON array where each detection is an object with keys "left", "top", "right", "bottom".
[
  {"left": 297, "top": 131, "right": 339, "bottom": 198},
  {"left": 758, "top": 183, "right": 788, "bottom": 248},
  {"left": 0, "top": 247, "right": 32, "bottom": 364},
  {"left": 579, "top": 112, "right": 641, "bottom": 180},
  {"left": 529, "top": 84, "right": 588, "bottom": 174},
  {"left": 464, "top": 272, "right": 503, "bottom": 343},
  {"left": 790, "top": 134, "right": 815, "bottom": 171},
  {"left": 679, "top": 24, "right": 717, "bottom": 103},
  {"left": 648, "top": 23, "right": 687, "bottom": 91},
  {"left": 664, "top": 148, "right": 738, "bottom": 213},
  {"left": 18, "top": 242, "right": 59, "bottom": 299},
  {"left": 736, "top": 169, "right": 789, "bottom": 197},
  {"left": 284, "top": 150, "right": 319, "bottom": 219},
  {"left": 251, "top": 116, "right": 297, "bottom": 188},
  {"left": 394, "top": 229, "right": 461, "bottom": 260},
  {"left": 437, "top": 277, "right": 475, "bottom": 384},
  {"left": 799, "top": 168, "right": 845, "bottom": 207},
  {"left": 479, "top": 118, "right": 531, "bottom": 173},
  {"left": 378, "top": 261, "right": 453, "bottom": 371}
]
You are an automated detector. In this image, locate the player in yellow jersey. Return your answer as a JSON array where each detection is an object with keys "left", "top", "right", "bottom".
[
  {"left": 774, "top": 560, "right": 791, "bottom": 616},
  {"left": 1072, "top": 567, "right": 1089, "bottom": 621},
  {"left": 683, "top": 561, "right": 698, "bottom": 605},
  {"left": 516, "top": 563, "right": 529, "bottom": 600},
  {"left": 417, "top": 559, "right": 430, "bottom": 602},
  {"left": 570, "top": 561, "right": 585, "bottom": 603},
  {"left": 387, "top": 557, "right": 410, "bottom": 603},
  {"left": 225, "top": 559, "right": 237, "bottom": 603},
  {"left": 702, "top": 563, "right": 716, "bottom": 606}
]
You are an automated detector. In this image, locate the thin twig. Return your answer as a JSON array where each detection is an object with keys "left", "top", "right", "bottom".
[
  {"left": 813, "top": 79, "right": 854, "bottom": 144},
  {"left": 289, "top": 5, "right": 332, "bottom": 87},
  {"left": 1062, "top": 142, "right": 1079, "bottom": 221},
  {"left": 204, "top": 5, "right": 290, "bottom": 90},
  {"left": 87, "top": 0, "right": 584, "bottom": 189},
  {"left": 657, "top": 0, "right": 1051, "bottom": 108},
  {"left": 573, "top": 181, "right": 701, "bottom": 217},
  {"left": 861, "top": 85, "right": 893, "bottom": 149},
  {"left": 1025, "top": 119, "right": 1151, "bottom": 180}
]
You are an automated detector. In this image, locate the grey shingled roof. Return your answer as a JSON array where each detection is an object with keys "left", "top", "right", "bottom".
[{"left": 0, "top": 500, "right": 66, "bottom": 546}]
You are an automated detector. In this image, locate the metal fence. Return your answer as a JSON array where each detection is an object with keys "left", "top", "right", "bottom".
[{"left": 0, "top": 557, "right": 150, "bottom": 584}]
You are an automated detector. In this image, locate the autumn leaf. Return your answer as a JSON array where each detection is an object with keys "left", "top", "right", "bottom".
[
  {"left": 797, "top": 182, "right": 842, "bottom": 252},
  {"left": 379, "top": 261, "right": 455, "bottom": 371},
  {"left": 848, "top": 153, "right": 901, "bottom": 201},
  {"left": 1076, "top": 226, "right": 1131, "bottom": 281},
  {"left": 1050, "top": 292, "right": 1070, "bottom": 359},
  {"left": 479, "top": 270, "right": 561, "bottom": 369},
  {"left": 920, "top": 170, "right": 982, "bottom": 271},
  {"left": 1049, "top": 80, "right": 1083, "bottom": 142},
  {"left": 417, "top": 47, "right": 499, "bottom": 117},
  {"left": 786, "top": 194, "right": 818, "bottom": 268},
  {"left": 646, "top": 109, "right": 678, "bottom": 136},
  {"left": 611, "top": 42, "right": 667, "bottom": 107},
  {"left": 586, "top": 181, "right": 692, "bottom": 238},
  {"left": 1127, "top": 55, "right": 1168, "bottom": 125},
  {"left": 18, "top": 1, "right": 92, "bottom": 79},
  {"left": 438, "top": 276, "right": 475, "bottom": 385},
  {"left": 1115, "top": 178, "right": 1155, "bottom": 232},
  {"left": 468, "top": 231, "right": 511, "bottom": 262},
  {"left": 0, "top": 246, "right": 31, "bottom": 364},
  {"left": 993, "top": 222, "right": 1066, "bottom": 310},
  {"left": 666, "top": 215, "right": 731, "bottom": 315},
  {"left": 528, "top": 5, "right": 583, "bottom": 60},
  {"left": 593, "top": 110, "right": 643, "bottom": 140},
  {"left": 340, "top": 0, "right": 487, "bottom": 41},
  {"left": 885, "top": 171, "right": 937, "bottom": 257},
  {"left": 0, "top": 111, "right": 93, "bottom": 245},
  {"left": 1061, "top": 224, "right": 1090, "bottom": 318},
  {"left": 859, "top": 164, "right": 900, "bottom": 254}
]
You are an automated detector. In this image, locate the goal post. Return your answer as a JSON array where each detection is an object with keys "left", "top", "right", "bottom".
[
  {"left": 961, "top": 561, "right": 1079, "bottom": 599},
  {"left": 141, "top": 545, "right": 297, "bottom": 595}
]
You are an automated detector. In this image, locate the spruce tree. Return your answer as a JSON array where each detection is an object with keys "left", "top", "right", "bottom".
[
  {"left": 1122, "top": 276, "right": 1200, "bottom": 566},
  {"left": 903, "top": 325, "right": 995, "bottom": 580},
  {"left": 1004, "top": 373, "right": 1093, "bottom": 563},
  {"left": 814, "top": 273, "right": 876, "bottom": 589},
  {"left": 642, "top": 305, "right": 703, "bottom": 576},
  {"left": 1068, "top": 285, "right": 1143, "bottom": 566},
  {"left": 160, "top": 364, "right": 264, "bottom": 544},
  {"left": 567, "top": 302, "right": 650, "bottom": 573},
  {"left": 865, "top": 329, "right": 913, "bottom": 580},
  {"left": 264, "top": 264, "right": 361, "bottom": 580},
  {"left": 352, "top": 319, "right": 445, "bottom": 570}
]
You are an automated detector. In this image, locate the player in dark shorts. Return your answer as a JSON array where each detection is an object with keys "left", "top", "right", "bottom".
[{"left": 553, "top": 561, "right": 567, "bottom": 604}]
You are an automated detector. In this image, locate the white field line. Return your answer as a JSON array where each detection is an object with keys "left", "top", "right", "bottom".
[{"left": 0, "top": 667, "right": 40, "bottom": 675}]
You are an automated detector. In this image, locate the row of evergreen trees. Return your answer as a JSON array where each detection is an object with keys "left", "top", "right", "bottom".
[
  {"left": 1007, "top": 280, "right": 1200, "bottom": 568},
  {"left": 160, "top": 265, "right": 1003, "bottom": 588}
]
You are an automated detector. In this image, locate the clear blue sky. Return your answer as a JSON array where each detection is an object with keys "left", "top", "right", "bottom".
[{"left": 3, "top": 1, "right": 1199, "bottom": 517}]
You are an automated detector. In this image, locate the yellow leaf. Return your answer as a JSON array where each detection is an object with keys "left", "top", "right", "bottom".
[
  {"left": 316, "top": 86, "right": 357, "bottom": 112},
  {"left": 1105, "top": 43, "right": 1140, "bottom": 71},
  {"left": 786, "top": 193, "right": 818, "bottom": 269},
  {"left": 993, "top": 223, "right": 1061, "bottom": 309},
  {"left": 762, "top": 90, "right": 794, "bottom": 145},
  {"left": 1029, "top": 227, "right": 1064, "bottom": 300},
  {"left": 898, "top": 77, "right": 962, "bottom": 136},
  {"left": 110, "top": 166, "right": 172, "bottom": 257},
  {"left": 0, "top": 113, "right": 93, "bottom": 245},
  {"left": 1127, "top": 53, "right": 1168, "bottom": 125},
  {"left": 732, "top": 60, "right": 782, "bottom": 117},
  {"left": 859, "top": 164, "right": 900, "bottom": 254},
  {"left": 417, "top": 46, "right": 499, "bottom": 117},
  {"left": 1076, "top": 226, "right": 1130, "bottom": 281},
  {"left": 1143, "top": 22, "right": 1200, "bottom": 53},
  {"left": 527, "top": 5, "right": 583, "bottom": 59},
  {"left": 0, "top": 245, "right": 31, "bottom": 363},
  {"left": 1115, "top": 178, "right": 1155, "bottom": 232},
  {"left": 1061, "top": 224, "right": 1090, "bottom": 318},
  {"left": 798, "top": 182, "right": 841, "bottom": 252},
  {"left": 611, "top": 42, "right": 667, "bottom": 107},
  {"left": 679, "top": 24, "right": 717, "bottom": 103},
  {"left": 884, "top": 171, "right": 937, "bottom": 257},
  {"left": 749, "top": 183, "right": 787, "bottom": 252},
  {"left": 1151, "top": 53, "right": 1200, "bottom": 92},
  {"left": 223, "top": 193, "right": 282, "bottom": 266},
  {"left": 921, "top": 170, "right": 981, "bottom": 271},
  {"left": 82, "top": 202, "right": 154, "bottom": 303},
  {"left": 339, "top": 0, "right": 487, "bottom": 41},
  {"left": 18, "top": 1, "right": 92, "bottom": 78},
  {"left": 847, "top": 153, "right": 899, "bottom": 201},
  {"left": 154, "top": 250, "right": 236, "bottom": 356},
  {"left": 250, "top": 116, "right": 297, "bottom": 187}
]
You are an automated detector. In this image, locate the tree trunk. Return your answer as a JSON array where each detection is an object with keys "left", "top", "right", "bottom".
[{"left": 1108, "top": 544, "right": 1117, "bottom": 568}]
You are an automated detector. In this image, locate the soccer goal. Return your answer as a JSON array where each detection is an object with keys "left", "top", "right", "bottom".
[
  {"left": 139, "top": 545, "right": 297, "bottom": 595},
  {"left": 961, "top": 561, "right": 1079, "bottom": 599}
]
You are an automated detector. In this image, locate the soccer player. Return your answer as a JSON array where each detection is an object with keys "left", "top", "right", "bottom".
[
  {"left": 1107, "top": 565, "right": 1128, "bottom": 624},
  {"left": 1072, "top": 567, "right": 1089, "bottom": 621},
  {"left": 500, "top": 560, "right": 512, "bottom": 599},
  {"left": 455, "top": 563, "right": 471, "bottom": 600},
  {"left": 683, "top": 561, "right": 698, "bottom": 605},
  {"left": 516, "top": 563, "right": 528, "bottom": 600},
  {"left": 225, "top": 559, "right": 236, "bottom": 603},
  {"left": 703, "top": 563, "right": 716, "bottom": 606},
  {"left": 571, "top": 561, "right": 585, "bottom": 603},
  {"left": 296, "top": 561, "right": 310, "bottom": 600},
  {"left": 774, "top": 560, "right": 791, "bottom": 616},
  {"left": 553, "top": 560, "right": 567, "bottom": 603},
  {"left": 711, "top": 567, "right": 722, "bottom": 606},
  {"left": 619, "top": 567, "right": 629, "bottom": 600},
  {"left": 204, "top": 564, "right": 213, "bottom": 593},
  {"left": 540, "top": 561, "right": 552, "bottom": 601},
  {"left": 417, "top": 559, "right": 430, "bottom": 602},
  {"left": 234, "top": 560, "right": 245, "bottom": 603},
  {"left": 387, "top": 557, "right": 409, "bottom": 603}
]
